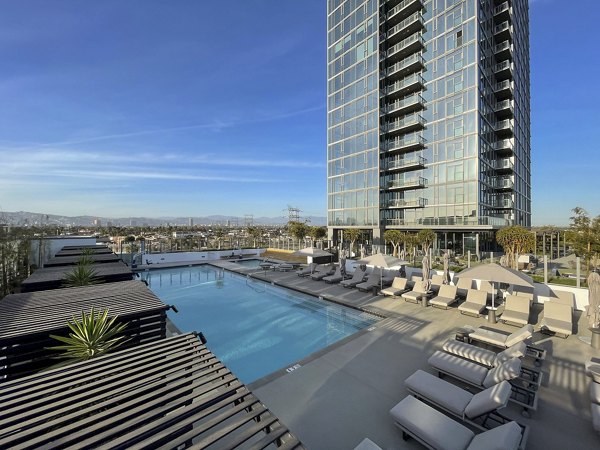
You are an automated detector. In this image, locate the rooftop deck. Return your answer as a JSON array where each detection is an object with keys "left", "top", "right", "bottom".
[{"left": 225, "top": 266, "right": 600, "bottom": 450}]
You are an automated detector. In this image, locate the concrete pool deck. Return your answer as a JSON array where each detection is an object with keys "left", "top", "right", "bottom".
[{"left": 239, "top": 267, "right": 599, "bottom": 450}]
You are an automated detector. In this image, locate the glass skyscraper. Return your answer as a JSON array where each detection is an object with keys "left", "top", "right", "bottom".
[{"left": 327, "top": 0, "right": 530, "bottom": 255}]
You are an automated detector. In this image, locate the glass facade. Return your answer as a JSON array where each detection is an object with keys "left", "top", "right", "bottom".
[{"left": 327, "top": 0, "right": 531, "bottom": 250}]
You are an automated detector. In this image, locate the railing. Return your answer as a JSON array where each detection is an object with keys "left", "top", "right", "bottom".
[
  {"left": 493, "top": 177, "right": 514, "bottom": 189},
  {"left": 494, "top": 1, "right": 510, "bottom": 16},
  {"left": 382, "top": 73, "right": 425, "bottom": 96},
  {"left": 383, "top": 134, "right": 426, "bottom": 152},
  {"left": 495, "top": 99, "right": 513, "bottom": 112},
  {"left": 493, "top": 198, "right": 514, "bottom": 209},
  {"left": 494, "top": 21, "right": 510, "bottom": 35},
  {"left": 382, "top": 33, "right": 425, "bottom": 60},
  {"left": 494, "top": 80, "right": 513, "bottom": 92},
  {"left": 383, "top": 53, "right": 425, "bottom": 78},
  {"left": 494, "top": 41, "right": 511, "bottom": 54},
  {"left": 382, "top": 92, "right": 425, "bottom": 114},
  {"left": 386, "top": 177, "right": 427, "bottom": 189},
  {"left": 494, "top": 121, "right": 513, "bottom": 132},
  {"left": 494, "top": 60, "right": 511, "bottom": 72},
  {"left": 386, "top": 0, "right": 423, "bottom": 21},
  {"left": 383, "top": 155, "right": 427, "bottom": 170},
  {"left": 382, "top": 197, "right": 427, "bottom": 208},
  {"left": 384, "top": 114, "right": 425, "bottom": 133},
  {"left": 492, "top": 158, "right": 514, "bottom": 171},
  {"left": 384, "top": 216, "right": 512, "bottom": 227}
]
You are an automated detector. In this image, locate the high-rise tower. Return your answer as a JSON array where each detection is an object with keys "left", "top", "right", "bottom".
[{"left": 327, "top": 0, "right": 530, "bottom": 254}]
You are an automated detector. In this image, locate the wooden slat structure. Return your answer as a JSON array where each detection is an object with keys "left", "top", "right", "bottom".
[
  {"left": 0, "top": 281, "right": 172, "bottom": 380},
  {"left": 44, "top": 252, "right": 121, "bottom": 267},
  {"left": 0, "top": 333, "right": 305, "bottom": 450},
  {"left": 20, "top": 262, "right": 133, "bottom": 292}
]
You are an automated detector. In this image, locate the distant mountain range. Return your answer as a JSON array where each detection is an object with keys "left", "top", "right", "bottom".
[{"left": 0, "top": 210, "right": 327, "bottom": 227}]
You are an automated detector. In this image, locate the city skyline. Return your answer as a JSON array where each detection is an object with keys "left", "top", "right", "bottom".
[{"left": 0, "top": 1, "right": 598, "bottom": 226}]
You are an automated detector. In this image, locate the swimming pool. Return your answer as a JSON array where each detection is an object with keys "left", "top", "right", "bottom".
[
  {"left": 141, "top": 265, "right": 378, "bottom": 384},
  {"left": 232, "top": 258, "right": 264, "bottom": 268}
]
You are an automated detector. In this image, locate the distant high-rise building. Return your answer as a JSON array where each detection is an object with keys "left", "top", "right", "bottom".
[
  {"left": 93, "top": 219, "right": 101, "bottom": 227},
  {"left": 326, "top": 0, "right": 530, "bottom": 254},
  {"left": 189, "top": 217, "right": 194, "bottom": 227},
  {"left": 130, "top": 219, "right": 137, "bottom": 227}
]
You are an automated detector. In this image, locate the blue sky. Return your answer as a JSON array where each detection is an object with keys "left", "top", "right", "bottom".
[{"left": 0, "top": 0, "right": 597, "bottom": 225}]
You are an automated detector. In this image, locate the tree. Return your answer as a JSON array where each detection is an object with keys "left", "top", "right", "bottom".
[
  {"left": 48, "top": 307, "right": 129, "bottom": 363},
  {"left": 566, "top": 207, "right": 600, "bottom": 272},
  {"left": 404, "top": 233, "right": 419, "bottom": 263},
  {"left": 496, "top": 226, "right": 535, "bottom": 269},
  {"left": 384, "top": 230, "right": 405, "bottom": 257},
  {"left": 213, "top": 227, "right": 225, "bottom": 250},
  {"left": 343, "top": 229, "right": 362, "bottom": 256},
  {"left": 246, "top": 226, "right": 263, "bottom": 248},
  {"left": 287, "top": 221, "right": 309, "bottom": 247},
  {"left": 307, "top": 226, "right": 327, "bottom": 247},
  {"left": 417, "top": 229, "right": 436, "bottom": 255}
]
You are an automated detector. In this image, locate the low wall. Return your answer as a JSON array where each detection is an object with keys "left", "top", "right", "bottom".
[{"left": 142, "top": 249, "right": 266, "bottom": 264}]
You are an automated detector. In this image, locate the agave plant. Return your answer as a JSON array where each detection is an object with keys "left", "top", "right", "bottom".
[
  {"left": 77, "top": 248, "right": 95, "bottom": 266},
  {"left": 64, "top": 264, "right": 99, "bottom": 287},
  {"left": 48, "top": 307, "right": 129, "bottom": 362}
]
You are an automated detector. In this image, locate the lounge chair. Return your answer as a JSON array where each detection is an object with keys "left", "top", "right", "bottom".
[
  {"left": 501, "top": 295, "right": 531, "bottom": 327},
  {"left": 404, "top": 370, "right": 528, "bottom": 448},
  {"left": 310, "top": 265, "right": 335, "bottom": 280},
  {"left": 408, "top": 274, "right": 421, "bottom": 289},
  {"left": 458, "top": 289, "right": 488, "bottom": 317},
  {"left": 390, "top": 396, "right": 523, "bottom": 450},
  {"left": 353, "top": 438, "right": 382, "bottom": 450},
  {"left": 428, "top": 351, "right": 541, "bottom": 417},
  {"left": 340, "top": 267, "right": 367, "bottom": 288},
  {"left": 591, "top": 383, "right": 600, "bottom": 434},
  {"left": 540, "top": 300, "right": 573, "bottom": 338},
  {"left": 380, "top": 277, "right": 409, "bottom": 296},
  {"left": 323, "top": 266, "right": 344, "bottom": 284},
  {"left": 356, "top": 269, "right": 383, "bottom": 292},
  {"left": 274, "top": 263, "right": 294, "bottom": 272},
  {"left": 429, "top": 274, "right": 445, "bottom": 294},
  {"left": 442, "top": 339, "right": 527, "bottom": 368},
  {"left": 297, "top": 263, "right": 317, "bottom": 277},
  {"left": 401, "top": 283, "right": 429, "bottom": 304},
  {"left": 469, "top": 324, "right": 534, "bottom": 349},
  {"left": 585, "top": 357, "right": 600, "bottom": 383},
  {"left": 429, "top": 284, "right": 458, "bottom": 309},
  {"left": 551, "top": 289, "right": 575, "bottom": 308},
  {"left": 455, "top": 277, "right": 474, "bottom": 298}
]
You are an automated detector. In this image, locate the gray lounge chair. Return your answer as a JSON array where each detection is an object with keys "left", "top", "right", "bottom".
[
  {"left": 390, "top": 396, "right": 523, "bottom": 450},
  {"left": 310, "top": 265, "right": 335, "bottom": 280},
  {"left": 356, "top": 269, "right": 383, "bottom": 292},
  {"left": 501, "top": 295, "right": 531, "bottom": 327},
  {"left": 401, "top": 283, "right": 429, "bottom": 304},
  {"left": 442, "top": 339, "right": 527, "bottom": 368},
  {"left": 455, "top": 277, "right": 474, "bottom": 298},
  {"left": 404, "top": 370, "right": 528, "bottom": 449},
  {"left": 469, "top": 324, "right": 534, "bottom": 348},
  {"left": 591, "top": 382, "right": 600, "bottom": 434},
  {"left": 340, "top": 268, "right": 367, "bottom": 288},
  {"left": 540, "top": 300, "right": 573, "bottom": 338},
  {"left": 458, "top": 289, "right": 488, "bottom": 317},
  {"left": 380, "top": 277, "right": 409, "bottom": 296},
  {"left": 429, "top": 284, "right": 458, "bottom": 309},
  {"left": 297, "top": 263, "right": 317, "bottom": 277},
  {"left": 323, "top": 267, "right": 343, "bottom": 284}
]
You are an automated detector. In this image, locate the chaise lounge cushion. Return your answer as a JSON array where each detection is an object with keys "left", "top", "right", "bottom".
[
  {"left": 585, "top": 359, "right": 600, "bottom": 384},
  {"left": 463, "top": 381, "right": 511, "bottom": 419},
  {"left": 390, "top": 396, "right": 475, "bottom": 450},
  {"left": 470, "top": 324, "right": 533, "bottom": 348},
  {"left": 428, "top": 351, "right": 489, "bottom": 386},
  {"left": 540, "top": 301, "right": 573, "bottom": 337},
  {"left": 466, "top": 421, "right": 522, "bottom": 450},
  {"left": 458, "top": 290, "right": 488, "bottom": 316},
  {"left": 593, "top": 403, "right": 600, "bottom": 433},
  {"left": 443, "top": 340, "right": 497, "bottom": 367},
  {"left": 482, "top": 357, "right": 521, "bottom": 388},
  {"left": 590, "top": 382, "right": 600, "bottom": 404},
  {"left": 380, "top": 277, "right": 408, "bottom": 296},
  {"left": 405, "top": 370, "right": 472, "bottom": 416}
]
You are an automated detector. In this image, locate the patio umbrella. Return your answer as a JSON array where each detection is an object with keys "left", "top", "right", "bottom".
[
  {"left": 422, "top": 255, "right": 431, "bottom": 292},
  {"left": 456, "top": 263, "right": 534, "bottom": 308},
  {"left": 587, "top": 272, "right": 600, "bottom": 329},
  {"left": 356, "top": 253, "right": 407, "bottom": 290},
  {"left": 443, "top": 252, "right": 451, "bottom": 285},
  {"left": 339, "top": 252, "right": 347, "bottom": 279}
]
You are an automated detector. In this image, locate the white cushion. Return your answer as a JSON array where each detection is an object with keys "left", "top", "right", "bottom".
[
  {"left": 428, "top": 351, "right": 488, "bottom": 386},
  {"left": 483, "top": 358, "right": 521, "bottom": 388},
  {"left": 390, "top": 396, "right": 475, "bottom": 450},
  {"left": 501, "top": 310, "right": 529, "bottom": 326},
  {"left": 585, "top": 359, "right": 600, "bottom": 383},
  {"left": 464, "top": 381, "right": 511, "bottom": 419},
  {"left": 459, "top": 302, "right": 486, "bottom": 315},
  {"left": 495, "top": 341, "right": 527, "bottom": 365},
  {"left": 466, "top": 422, "right": 521, "bottom": 450},
  {"left": 443, "top": 340, "right": 496, "bottom": 367},
  {"left": 470, "top": 328, "right": 508, "bottom": 347},
  {"left": 504, "top": 324, "right": 534, "bottom": 347},
  {"left": 405, "top": 370, "right": 472, "bottom": 416}
]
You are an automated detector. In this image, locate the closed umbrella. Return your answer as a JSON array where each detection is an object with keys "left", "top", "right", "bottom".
[
  {"left": 422, "top": 255, "right": 431, "bottom": 292},
  {"left": 443, "top": 252, "right": 451, "bottom": 285},
  {"left": 587, "top": 272, "right": 600, "bottom": 329},
  {"left": 340, "top": 252, "right": 347, "bottom": 279}
]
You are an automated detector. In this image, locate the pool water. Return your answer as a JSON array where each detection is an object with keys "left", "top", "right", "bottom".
[
  {"left": 232, "top": 258, "right": 264, "bottom": 268},
  {"left": 141, "top": 265, "right": 377, "bottom": 384}
]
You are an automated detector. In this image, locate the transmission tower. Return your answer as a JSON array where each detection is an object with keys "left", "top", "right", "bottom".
[
  {"left": 244, "top": 214, "right": 254, "bottom": 227},
  {"left": 287, "top": 206, "right": 301, "bottom": 223}
]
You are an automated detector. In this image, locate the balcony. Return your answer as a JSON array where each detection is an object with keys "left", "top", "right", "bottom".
[
  {"left": 494, "top": 40, "right": 512, "bottom": 62},
  {"left": 385, "top": 177, "right": 427, "bottom": 191},
  {"left": 494, "top": 60, "right": 513, "bottom": 81},
  {"left": 492, "top": 176, "right": 515, "bottom": 191},
  {"left": 493, "top": 138, "right": 514, "bottom": 155},
  {"left": 494, "top": 80, "right": 513, "bottom": 100},
  {"left": 382, "top": 73, "right": 425, "bottom": 100},
  {"left": 382, "top": 33, "right": 425, "bottom": 63},
  {"left": 381, "top": 92, "right": 425, "bottom": 116},
  {"left": 383, "top": 134, "right": 426, "bottom": 154},
  {"left": 382, "top": 53, "right": 425, "bottom": 81},
  {"left": 494, "top": 120, "right": 514, "bottom": 138},
  {"left": 493, "top": 1, "right": 511, "bottom": 23},
  {"left": 494, "top": 21, "right": 512, "bottom": 42},
  {"left": 381, "top": 198, "right": 427, "bottom": 209},
  {"left": 385, "top": 0, "right": 424, "bottom": 27},
  {"left": 383, "top": 113, "right": 426, "bottom": 135},
  {"left": 492, "top": 158, "right": 514, "bottom": 173},
  {"left": 492, "top": 198, "right": 514, "bottom": 209},
  {"left": 382, "top": 155, "right": 427, "bottom": 172},
  {"left": 495, "top": 99, "right": 514, "bottom": 118}
]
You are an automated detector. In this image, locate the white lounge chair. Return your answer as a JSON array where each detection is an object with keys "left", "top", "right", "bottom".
[
  {"left": 501, "top": 295, "right": 531, "bottom": 327},
  {"left": 429, "top": 274, "right": 445, "bottom": 294},
  {"left": 429, "top": 284, "right": 458, "bottom": 309},
  {"left": 401, "top": 283, "right": 429, "bottom": 304},
  {"left": 591, "top": 382, "right": 600, "bottom": 434},
  {"left": 469, "top": 324, "right": 534, "bottom": 349},
  {"left": 380, "top": 277, "right": 409, "bottom": 296},
  {"left": 404, "top": 370, "right": 528, "bottom": 448},
  {"left": 442, "top": 339, "right": 527, "bottom": 368},
  {"left": 455, "top": 277, "right": 474, "bottom": 298},
  {"left": 340, "top": 268, "right": 367, "bottom": 288},
  {"left": 390, "top": 396, "right": 523, "bottom": 450},
  {"left": 458, "top": 289, "right": 488, "bottom": 317},
  {"left": 540, "top": 300, "right": 573, "bottom": 338}
]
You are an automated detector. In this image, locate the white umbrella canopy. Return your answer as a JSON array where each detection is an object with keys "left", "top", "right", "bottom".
[
  {"left": 292, "top": 247, "right": 333, "bottom": 258},
  {"left": 356, "top": 253, "right": 409, "bottom": 290}
]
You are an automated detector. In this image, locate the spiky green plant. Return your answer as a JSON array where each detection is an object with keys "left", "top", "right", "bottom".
[
  {"left": 64, "top": 264, "right": 99, "bottom": 287},
  {"left": 48, "top": 307, "right": 129, "bottom": 362},
  {"left": 77, "top": 248, "right": 95, "bottom": 266}
]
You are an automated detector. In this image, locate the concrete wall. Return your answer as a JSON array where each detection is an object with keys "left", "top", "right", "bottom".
[{"left": 143, "top": 249, "right": 266, "bottom": 264}]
